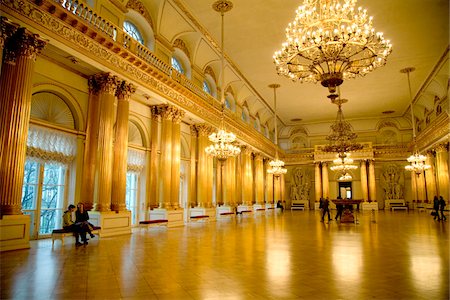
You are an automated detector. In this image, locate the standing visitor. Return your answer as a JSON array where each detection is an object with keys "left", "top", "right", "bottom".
[
  {"left": 321, "top": 198, "right": 331, "bottom": 222},
  {"left": 433, "top": 196, "right": 440, "bottom": 220},
  {"left": 439, "top": 196, "right": 447, "bottom": 221}
]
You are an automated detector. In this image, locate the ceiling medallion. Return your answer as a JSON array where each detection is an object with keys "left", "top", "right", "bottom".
[{"left": 273, "top": 0, "right": 392, "bottom": 94}]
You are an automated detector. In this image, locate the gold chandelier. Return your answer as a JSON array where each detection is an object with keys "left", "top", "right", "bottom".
[
  {"left": 330, "top": 153, "right": 358, "bottom": 172},
  {"left": 205, "top": 0, "right": 240, "bottom": 162},
  {"left": 273, "top": 0, "right": 392, "bottom": 94},
  {"left": 267, "top": 84, "right": 287, "bottom": 177},
  {"left": 338, "top": 172, "right": 353, "bottom": 181},
  {"left": 322, "top": 96, "right": 363, "bottom": 155},
  {"left": 401, "top": 67, "right": 430, "bottom": 175}
]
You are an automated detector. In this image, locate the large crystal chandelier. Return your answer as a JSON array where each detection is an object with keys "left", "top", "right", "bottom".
[
  {"left": 401, "top": 67, "right": 430, "bottom": 175},
  {"left": 322, "top": 96, "right": 363, "bottom": 155},
  {"left": 267, "top": 84, "right": 287, "bottom": 177},
  {"left": 273, "top": 0, "right": 392, "bottom": 94},
  {"left": 205, "top": 1, "right": 240, "bottom": 162}
]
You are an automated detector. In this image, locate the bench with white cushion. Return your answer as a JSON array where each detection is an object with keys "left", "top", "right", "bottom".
[{"left": 52, "top": 226, "right": 101, "bottom": 246}]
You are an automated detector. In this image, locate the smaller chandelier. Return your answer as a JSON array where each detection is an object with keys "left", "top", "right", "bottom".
[
  {"left": 401, "top": 67, "right": 431, "bottom": 175},
  {"left": 267, "top": 84, "right": 287, "bottom": 177},
  {"left": 330, "top": 153, "right": 357, "bottom": 172},
  {"left": 405, "top": 152, "right": 431, "bottom": 175},
  {"left": 273, "top": 0, "right": 392, "bottom": 94},
  {"left": 205, "top": 1, "right": 240, "bottom": 162},
  {"left": 322, "top": 97, "right": 363, "bottom": 155},
  {"left": 338, "top": 172, "right": 353, "bottom": 181},
  {"left": 267, "top": 159, "right": 288, "bottom": 176},
  {"left": 205, "top": 129, "right": 241, "bottom": 162}
]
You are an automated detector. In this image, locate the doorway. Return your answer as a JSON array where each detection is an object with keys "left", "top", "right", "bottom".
[{"left": 338, "top": 182, "right": 352, "bottom": 199}]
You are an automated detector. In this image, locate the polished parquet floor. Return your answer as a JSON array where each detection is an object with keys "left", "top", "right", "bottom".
[{"left": 1, "top": 210, "right": 449, "bottom": 300}]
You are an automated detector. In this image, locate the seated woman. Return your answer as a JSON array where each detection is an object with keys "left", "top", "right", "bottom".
[
  {"left": 62, "top": 204, "right": 83, "bottom": 246},
  {"left": 76, "top": 203, "right": 95, "bottom": 243},
  {"left": 276, "top": 200, "right": 284, "bottom": 212}
]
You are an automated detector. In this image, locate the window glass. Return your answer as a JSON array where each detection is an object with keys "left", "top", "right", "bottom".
[
  {"left": 22, "top": 160, "right": 39, "bottom": 210},
  {"left": 171, "top": 57, "right": 184, "bottom": 74},
  {"left": 242, "top": 110, "right": 248, "bottom": 122},
  {"left": 123, "top": 21, "right": 144, "bottom": 44},
  {"left": 203, "top": 81, "right": 211, "bottom": 95},
  {"left": 126, "top": 172, "right": 138, "bottom": 225},
  {"left": 225, "top": 98, "right": 231, "bottom": 110}
]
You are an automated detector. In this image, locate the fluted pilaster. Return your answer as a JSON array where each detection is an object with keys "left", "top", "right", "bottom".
[
  {"left": 241, "top": 146, "right": 254, "bottom": 205},
  {"left": 265, "top": 160, "right": 274, "bottom": 204},
  {"left": 149, "top": 106, "right": 160, "bottom": 209},
  {"left": 171, "top": 108, "right": 185, "bottom": 209},
  {"left": 360, "top": 160, "right": 369, "bottom": 201},
  {"left": 111, "top": 81, "right": 136, "bottom": 212},
  {"left": 368, "top": 160, "right": 377, "bottom": 201},
  {"left": 189, "top": 125, "right": 198, "bottom": 208},
  {"left": 314, "top": 162, "right": 322, "bottom": 202},
  {"left": 0, "top": 28, "right": 46, "bottom": 215},
  {"left": 254, "top": 153, "right": 264, "bottom": 205},
  {"left": 159, "top": 105, "right": 173, "bottom": 208},
  {"left": 321, "top": 162, "right": 329, "bottom": 199},
  {"left": 196, "top": 124, "right": 212, "bottom": 207},
  {"left": 435, "top": 144, "right": 449, "bottom": 200},
  {"left": 94, "top": 73, "right": 120, "bottom": 212},
  {"left": 425, "top": 152, "right": 436, "bottom": 202}
]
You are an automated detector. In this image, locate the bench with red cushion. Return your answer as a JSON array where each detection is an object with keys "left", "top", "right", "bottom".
[
  {"left": 51, "top": 226, "right": 101, "bottom": 246},
  {"left": 139, "top": 219, "right": 168, "bottom": 229}
]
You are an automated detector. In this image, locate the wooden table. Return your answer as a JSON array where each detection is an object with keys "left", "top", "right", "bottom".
[{"left": 332, "top": 199, "right": 363, "bottom": 223}]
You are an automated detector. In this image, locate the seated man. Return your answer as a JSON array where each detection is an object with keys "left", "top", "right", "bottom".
[
  {"left": 277, "top": 200, "right": 284, "bottom": 212},
  {"left": 62, "top": 204, "right": 85, "bottom": 246}
]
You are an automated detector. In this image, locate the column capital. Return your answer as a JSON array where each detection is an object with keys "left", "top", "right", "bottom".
[
  {"left": 194, "top": 123, "right": 213, "bottom": 137},
  {"left": 435, "top": 143, "right": 449, "bottom": 153},
  {"left": 4, "top": 27, "right": 47, "bottom": 64},
  {"left": 254, "top": 152, "right": 263, "bottom": 161},
  {"left": 190, "top": 124, "right": 198, "bottom": 137},
  {"left": 172, "top": 107, "right": 185, "bottom": 124},
  {"left": 94, "top": 73, "right": 120, "bottom": 95},
  {"left": 0, "top": 17, "right": 20, "bottom": 49},
  {"left": 115, "top": 81, "right": 136, "bottom": 100}
]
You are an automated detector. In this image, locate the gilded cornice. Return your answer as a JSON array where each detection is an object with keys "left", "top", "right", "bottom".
[
  {"left": 1, "top": 0, "right": 275, "bottom": 157},
  {"left": 373, "top": 145, "right": 410, "bottom": 161}
]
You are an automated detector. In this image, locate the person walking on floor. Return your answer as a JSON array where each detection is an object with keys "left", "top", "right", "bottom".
[
  {"left": 321, "top": 198, "right": 332, "bottom": 222},
  {"left": 433, "top": 196, "right": 440, "bottom": 220},
  {"left": 439, "top": 196, "right": 447, "bottom": 221}
]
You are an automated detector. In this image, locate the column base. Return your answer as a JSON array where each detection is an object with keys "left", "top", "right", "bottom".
[
  {"left": 150, "top": 208, "right": 185, "bottom": 227},
  {"left": 0, "top": 214, "right": 30, "bottom": 252},
  {"left": 362, "top": 202, "right": 379, "bottom": 210},
  {"left": 89, "top": 211, "right": 132, "bottom": 237}
]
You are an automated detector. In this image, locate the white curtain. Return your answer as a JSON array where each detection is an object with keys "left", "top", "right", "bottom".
[
  {"left": 127, "top": 148, "right": 145, "bottom": 172},
  {"left": 27, "top": 124, "right": 77, "bottom": 165}
]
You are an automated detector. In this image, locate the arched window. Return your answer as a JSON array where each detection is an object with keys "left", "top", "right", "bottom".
[
  {"left": 22, "top": 92, "right": 77, "bottom": 238},
  {"left": 171, "top": 57, "right": 184, "bottom": 74},
  {"left": 225, "top": 98, "right": 232, "bottom": 110},
  {"left": 123, "top": 21, "right": 144, "bottom": 44},
  {"left": 241, "top": 107, "right": 249, "bottom": 123},
  {"left": 254, "top": 118, "right": 261, "bottom": 132},
  {"left": 203, "top": 81, "right": 211, "bottom": 95}
]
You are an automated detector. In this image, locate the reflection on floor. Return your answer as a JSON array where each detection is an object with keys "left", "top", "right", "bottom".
[{"left": 1, "top": 210, "right": 449, "bottom": 300}]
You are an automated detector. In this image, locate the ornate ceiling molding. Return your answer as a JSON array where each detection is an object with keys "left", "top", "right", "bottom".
[
  {"left": 126, "top": 0, "right": 153, "bottom": 29},
  {"left": 0, "top": 0, "right": 276, "bottom": 157}
]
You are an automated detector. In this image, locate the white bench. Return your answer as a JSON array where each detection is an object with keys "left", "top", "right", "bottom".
[
  {"left": 291, "top": 203, "right": 305, "bottom": 210},
  {"left": 389, "top": 201, "right": 408, "bottom": 211},
  {"left": 52, "top": 226, "right": 101, "bottom": 246}
]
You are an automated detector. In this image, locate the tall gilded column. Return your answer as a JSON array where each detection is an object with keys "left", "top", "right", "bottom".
[
  {"left": 171, "top": 108, "right": 185, "bottom": 209},
  {"left": 196, "top": 124, "right": 211, "bottom": 207},
  {"left": 315, "top": 162, "right": 322, "bottom": 202},
  {"left": 254, "top": 153, "right": 264, "bottom": 205},
  {"left": 158, "top": 105, "right": 173, "bottom": 208},
  {"left": 149, "top": 106, "right": 160, "bottom": 209},
  {"left": 241, "top": 147, "right": 253, "bottom": 205},
  {"left": 94, "top": 73, "right": 119, "bottom": 212},
  {"left": 321, "top": 162, "right": 329, "bottom": 199},
  {"left": 206, "top": 150, "right": 214, "bottom": 207},
  {"left": 216, "top": 160, "right": 223, "bottom": 205},
  {"left": 425, "top": 152, "right": 436, "bottom": 201},
  {"left": 368, "top": 160, "right": 377, "bottom": 201},
  {"left": 0, "top": 28, "right": 46, "bottom": 215},
  {"left": 81, "top": 76, "right": 101, "bottom": 210},
  {"left": 236, "top": 151, "right": 243, "bottom": 205},
  {"left": 111, "top": 81, "right": 136, "bottom": 212},
  {"left": 225, "top": 157, "right": 236, "bottom": 206},
  {"left": 360, "top": 160, "right": 369, "bottom": 201},
  {"left": 411, "top": 173, "right": 418, "bottom": 202},
  {"left": 280, "top": 173, "right": 286, "bottom": 202},
  {"left": 189, "top": 125, "right": 198, "bottom": 208},
  {"left": 266, "top": 160, "right": 274, "bottom": 204},
  {"left": 416, "top": 172, "right": 426, "bottom": 202},
  {"left": 435, "top": 144, "right": 449, "bottom": 200}
]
